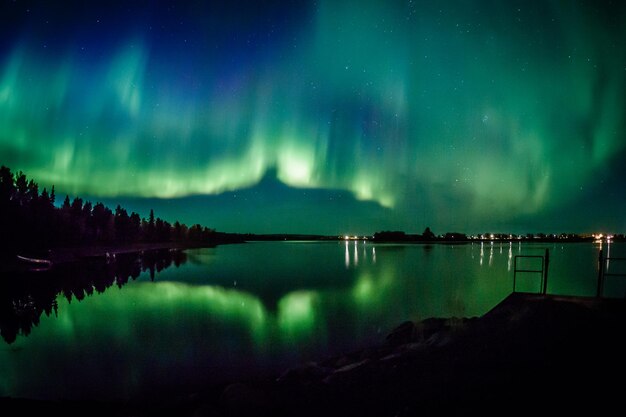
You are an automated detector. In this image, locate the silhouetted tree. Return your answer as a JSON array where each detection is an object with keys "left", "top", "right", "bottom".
[
  {"left": 26, "top": 179, "right": 38, "bottom": 206},
  {"left": 50, "top": 185, "right": 56, "bottom": 206},
  {"left": 188, "top": 224, "right": 204, "bottom": 241},
  {"left": 92, "top": 202, "right": 113, "bottom": 242},
  {"left": 69, "top": 197, "right": 85, "bottom": 242},
  {"left": 82, "top": 201, "right": 92, "bottom": 218},
  {"left": 0, "top": 166, "right": 15, "bottom": 253},
  {"left": 0, "top": 166, "right": 14, "bottom": 202},
  {"left": 70, "top": 197, "right": 83, "bottom": 217},
  {"left": 422, "top": 227, "right": 436, "bottom": 240},
  {"left": 36, "top": 187, "right": 56, "bottom": 247},
  {"left": 15, "top": 172, "right": 28, "bottom": 206},
  {"left": 173, "top": 221, "right": 183, "bottom": 241},
  {"left": 145, "top": 209, "right": 155, "bottom": 241},
  {"left": 172, "top": 220, "right": 188, "bottom": 242},
  {"left": 155, "top": 218, "right": 171, "bottom": 242},
  {"left": 0, "top": 165, "right": 221, "bottom": 255},
  {"left": 373, "top": 231, "right": 409, "bottom": 241},
  {"left": 62, "top": 195, "right": 71, "bottom": 211},
  {"left": 115, "top": 205, "right": 130, "bottom": 242},
  {"left": 39, "top": 188, "right": 50, "bottom": 207},
  {"left": 129, "top": 212, "right": 141, "bottom": 241},
  {"left": 155, "top": 217, "right": 164, "bottom": 239},
  {"left": 444, "top": 232, "right": 467, "bottom": 241}
]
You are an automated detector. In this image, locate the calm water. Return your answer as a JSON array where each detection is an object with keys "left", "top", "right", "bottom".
[{"left": 1, "top": 240, "right": 624, "bottom": 401}]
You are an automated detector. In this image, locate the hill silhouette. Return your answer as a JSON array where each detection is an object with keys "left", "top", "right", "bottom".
[{"left": 90, "top": 168, "right": 396, "bottom": 236}]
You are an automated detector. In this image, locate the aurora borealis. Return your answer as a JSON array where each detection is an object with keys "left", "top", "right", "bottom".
[{"left": 1, "top": 0, "right": 625, "bottom": 235}]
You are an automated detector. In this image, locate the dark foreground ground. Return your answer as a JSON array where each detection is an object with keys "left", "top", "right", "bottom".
[{"left": 2, "top": 292, "right": 625, "bottom": 416}]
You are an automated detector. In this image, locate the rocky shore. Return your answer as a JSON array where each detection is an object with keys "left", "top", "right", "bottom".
[{"left": 3, "top": 292, "right": 625, "bottom": 416}]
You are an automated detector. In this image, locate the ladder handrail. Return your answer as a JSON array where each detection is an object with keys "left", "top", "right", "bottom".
[
  {"left": 597, "top": 250, "right": 626, "bottom": 297},
  {"left": 513, "top": 249, "right": 548, "bottom": 294}
]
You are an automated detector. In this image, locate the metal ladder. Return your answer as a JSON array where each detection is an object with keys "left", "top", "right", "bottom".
[
  {"left": 597, "top": 249, "right": 626, "bottom": 297},
  {"left": 513, "top": 248, "right": 549, "bottom": 294}
]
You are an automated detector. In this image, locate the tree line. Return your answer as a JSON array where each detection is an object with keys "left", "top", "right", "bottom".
[
  {"left": 372, "top": 227, "right": 438, "bottom": 242},
  {"left": 0, "top": 165, "right": 223, "bottom": 256}
]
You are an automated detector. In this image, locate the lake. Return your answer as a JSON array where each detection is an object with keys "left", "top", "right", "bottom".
[{"left": 1, "top": 240, "right": 624, "bottom": 401}]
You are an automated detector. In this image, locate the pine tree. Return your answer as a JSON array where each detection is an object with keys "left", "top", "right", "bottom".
[
  {"left": 50, "top": 185, "right": 56, "bottom": 206},
  {"left": 62, "top": 195, "right": 71, "bottom": 210},
  {"left": 146, "top": 209, "right": 155, "bottom": 241}
]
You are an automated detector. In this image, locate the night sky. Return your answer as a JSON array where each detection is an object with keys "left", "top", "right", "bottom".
[{"left": 1, "top": 0, "right": 625, "bottom": 235}]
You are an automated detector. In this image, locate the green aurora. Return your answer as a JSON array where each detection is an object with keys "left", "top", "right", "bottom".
[{"left": 1, "top": 0, "right": 625, "bottom": 234}]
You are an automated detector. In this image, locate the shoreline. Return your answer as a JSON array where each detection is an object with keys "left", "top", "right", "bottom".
[
  {"left": 48, "top": 242, "right": 202, "bottom": 264},
  {"left": 1, "top": 238, "right": 246, "bottom": 274},
  {"left": 2, "top": 292, "right": 625, "bottom": 416}
]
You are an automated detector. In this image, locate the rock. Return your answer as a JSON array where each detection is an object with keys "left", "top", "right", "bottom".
[
  {"left": 385, "top": 320, "right": 416, "bottom": 346},
  {"left": 219, "top": 382, "right": 272, "bottom": 417},
  {"left": 192, "top": 402, "right": 226, "bottom": 417},
  {"left": 276, "top": 361, "right": 332, "bottom": 384},
  {"left": 323, "top": 358, "right": 372, "bottom": 385},
  {"left": 333, "top": 358, "right": 370, "bottom": 374}
]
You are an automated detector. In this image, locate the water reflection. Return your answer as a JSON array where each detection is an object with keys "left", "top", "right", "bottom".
[
  {"left": 344, "top": 241, "right": 376, "bottom": 269},
  {"left": 0, "top": 249, "right": 186, "bottom": 344},
  {"left": 0, "top": 241, "right": 622, "bottom": 401},
  {"left": 480, "top": 242, "right": 484, "bottom": 266}
]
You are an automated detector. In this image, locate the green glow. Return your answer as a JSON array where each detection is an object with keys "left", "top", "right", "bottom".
[
  {"left": 1, "top": 1, "right": 624, "bottom": 232},
  {"left": 46, "top": 282, "right": 269, "bottom": 345},
  {"left": 351, "top": 268, "right": 398, "bottom": 306},
  {"left": 353, "top": 274, "right": 375, "bottom": 302},
  {"left": 277, "top": 291, "right": 319, "bottom": 340},
  {"left": 0, "top": 281, "right": 273, "bottom": 398}
]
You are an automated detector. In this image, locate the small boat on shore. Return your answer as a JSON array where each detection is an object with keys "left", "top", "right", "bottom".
[{"left": 16, "top": 255, "right": 53, "bottom": 270}]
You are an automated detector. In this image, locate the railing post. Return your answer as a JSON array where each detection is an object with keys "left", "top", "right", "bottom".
[
  {"left": 597, "top": 249, "right": 604, "bottom": 297},
  {"left": 513, "top": 256, "right": 517, "bottom": 292},
  {"left": 542, "top": 249, "right": 549, "bottom": 295}
]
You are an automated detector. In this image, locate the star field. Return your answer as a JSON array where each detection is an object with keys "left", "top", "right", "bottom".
[{"left": 1, "top": 0, "right": 625, "bottom": 234}]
